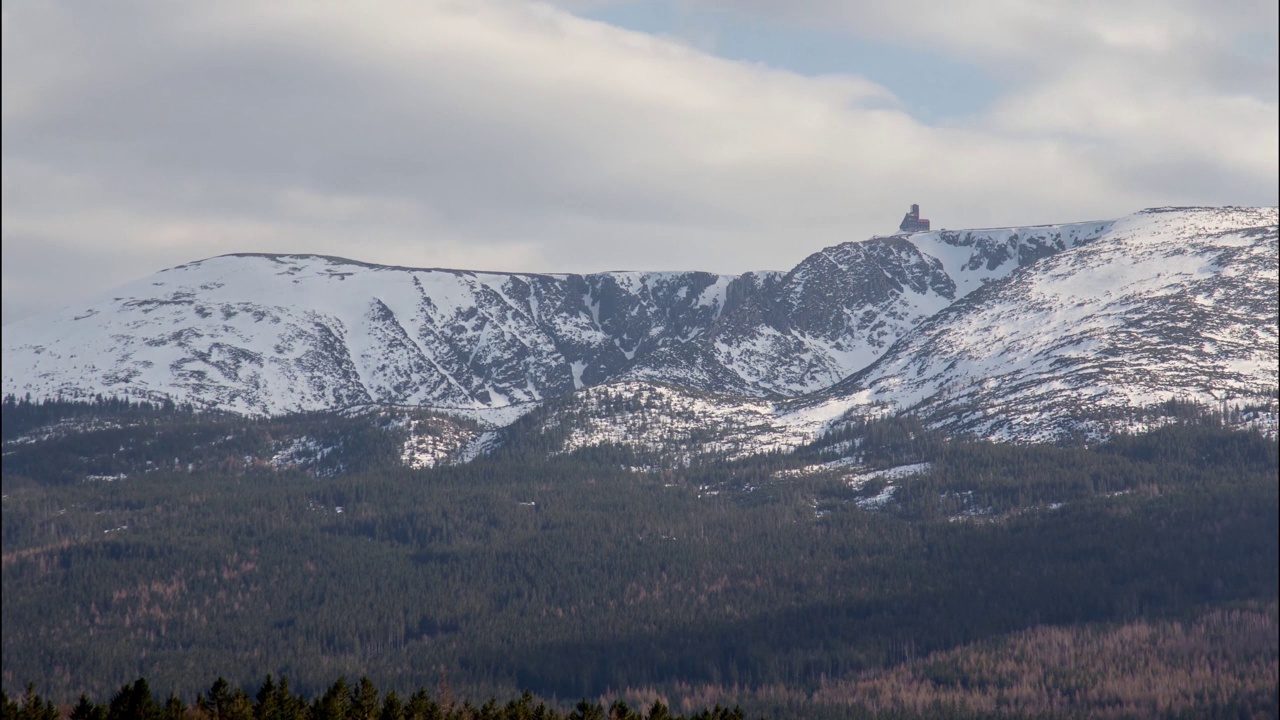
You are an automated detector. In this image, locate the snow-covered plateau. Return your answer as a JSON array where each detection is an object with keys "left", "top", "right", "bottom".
[{"left": 4, "top": 207, "right": 1277, "bottom": 461}]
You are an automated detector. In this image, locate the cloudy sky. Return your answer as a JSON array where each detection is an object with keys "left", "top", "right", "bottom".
[{"left": 3, "top": 0, "right": 1276, "bottom": 324}]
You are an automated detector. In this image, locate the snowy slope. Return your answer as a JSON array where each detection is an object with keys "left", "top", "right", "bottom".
[
  {"left": 4, "top": 207, "right": 1275, "bottom": 455},
  {"left": 2, "top": 258, "right": 745, "bottom": 414},
  {"left": 699, "top": 221, "right": 1111, "bottom": 394},
  {"left": 2, "top": 218, "right": 1104, "bottom": 416},
  {"left": 472, "top": 379, "right": 854, "bottom": 464},
  {"left": 820, "top": 206, "right": 1279, "bottom": 442},
  {"left": 455, "top": 208, "right": 1277, "bottom": 460}
]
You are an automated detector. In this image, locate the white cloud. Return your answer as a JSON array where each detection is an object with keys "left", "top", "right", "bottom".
[{"left": 2, "top": 0, "right": 1275, "bottom": 324}]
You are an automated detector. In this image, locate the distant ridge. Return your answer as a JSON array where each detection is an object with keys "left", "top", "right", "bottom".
[{"left": 4, "top": 206, "right": 1276, "bottom": 455}]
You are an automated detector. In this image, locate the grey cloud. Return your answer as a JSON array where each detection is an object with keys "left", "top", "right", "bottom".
[
  {"left": 2, "top": 0, "right": 1275, "bottom": 325},
  {"left": 6, "top": 4, "right": 769, "bottom": 234}
]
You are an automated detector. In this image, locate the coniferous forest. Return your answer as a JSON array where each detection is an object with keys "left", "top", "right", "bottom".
[{"left": 2, "top": 397, "right": 1277, "bottom": 719}]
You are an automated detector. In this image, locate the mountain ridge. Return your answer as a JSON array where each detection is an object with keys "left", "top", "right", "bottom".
[{"left": 4, "top": 207, "right": 1275, "bottom": 456}]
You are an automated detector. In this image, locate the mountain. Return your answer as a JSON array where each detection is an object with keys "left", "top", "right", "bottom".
[
  {"left": 3, "top": 207, "right": 1276, "bottom": 457},
  {"left": 826, "top": 206, "right": 1279, "bottom": 442}
]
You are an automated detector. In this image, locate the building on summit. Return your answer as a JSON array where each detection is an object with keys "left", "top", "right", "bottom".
[{"left": 899, "top": 204, "right": 931, "bottom": 233}]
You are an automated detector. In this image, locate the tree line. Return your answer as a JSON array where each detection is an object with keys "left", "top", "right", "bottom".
[{"left": 2, "top": 675, "right": 755, "bottom": 720}]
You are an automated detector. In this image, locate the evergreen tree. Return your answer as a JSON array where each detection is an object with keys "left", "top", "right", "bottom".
[
  {"left": 107, "top": 678, "right": 159, "bottom": 720},
  {"left": 69, "top": 694, "right": 106, "bottom": 720},
  {"left": 378, "top": 691, "right": 404, "bottom": 720},
  {"left": 312, "top": 678, "right": 350, "bottom": 720},
  {"left": 350, "top": 677, "right": 380, "bottom": 720},
  {"left": 569, "top": 700, "right": 604, "bottom": 720},
  {"left": 163, "top": 694, "right": 187, "bottom": 720},
  {"left": 198, "top": 677, "right": 235, "bottom": 720},
  {"left": 644, "top": 701, "right": 671, "bottom": 720}
]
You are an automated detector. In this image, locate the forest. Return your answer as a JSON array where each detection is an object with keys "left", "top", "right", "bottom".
[
  {"left": 4, "top": 675, "right": 753, "bottom": 720},
  {"left": 2, "top": 396, "right": 1277, "bottom": 718}
]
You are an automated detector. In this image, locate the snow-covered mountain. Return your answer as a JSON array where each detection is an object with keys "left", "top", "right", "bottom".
[
  {"left": 3, "top": 207, "right": 1275, "bottom": 456},
  {"left": 1, "top": 218, "right": 1107, "bottom": 412},
  {"left": 827, "top": 206, "right": 1279, "bottom": 442}
]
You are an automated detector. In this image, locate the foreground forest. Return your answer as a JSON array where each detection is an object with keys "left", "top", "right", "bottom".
[
  {"left": 4, "top": 676, "right": 751, "bottom": 720},
  {"left": 2, "top": 398, "right": 1277, "bottom": 718}
]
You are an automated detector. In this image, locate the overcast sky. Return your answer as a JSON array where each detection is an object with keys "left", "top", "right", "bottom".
[{"left": 3, "top": 0, "right": 1277, "bottom": 324}]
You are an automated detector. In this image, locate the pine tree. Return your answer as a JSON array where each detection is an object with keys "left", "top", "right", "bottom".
[
  {"left": 312, "top": 678, "right": 350, "bottom": 720},
  {"left": 106, "top": 678, "right": 159, "bottom": 720},
  {"left": 198, "top": 677, "right": 234, "bottom": 720},
  {"left": 13, "top": 684, "right": 58, "bottom": 720},
  {"left": 162, "top": 694, "right": 186, "bottom": 720},
  {"left": 644, "top": 701, "right": 671, "bottom": 720},
  {"left": 69, "top": 694, "right": 105, "bottom": 720},
  {"left": 569, "top": 700, "right": 603, "bottom": 720},
  {"left": 350, "top": 677, "right": 379, "bottom": 720},
  {"left": 378, "top": 691, "right": 404, "bottom": 720}
]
